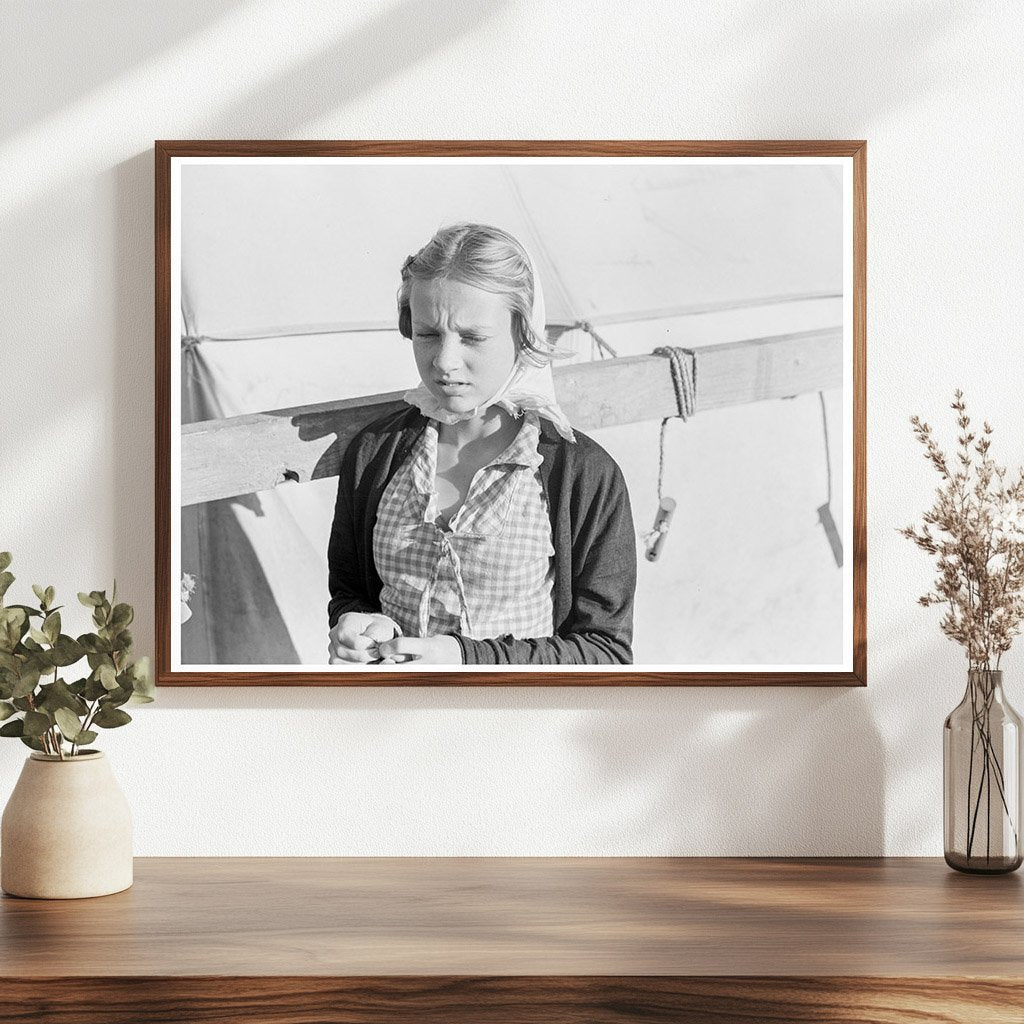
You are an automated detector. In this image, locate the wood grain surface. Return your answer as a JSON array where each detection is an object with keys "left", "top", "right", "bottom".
[
  {"left": 0, "top": 976, "right": 1022, "bottom": 1024},
  {"left": 6, "top": 857, "right": 1021, "bottom": 977},
  {"left": 2, "top": 857, "right": 1021, "bottom": 1022},
  {"left": 180, "top": 329, "right": 842, "bottom": 507}
]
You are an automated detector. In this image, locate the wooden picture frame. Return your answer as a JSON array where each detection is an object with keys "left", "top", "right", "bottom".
[{"left": 156, "top": 140, "right": 866, "bottom": 686}]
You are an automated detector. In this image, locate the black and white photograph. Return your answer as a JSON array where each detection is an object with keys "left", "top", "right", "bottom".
[{"left": 160, "top": 143, "right": 863, "bottom": 683}]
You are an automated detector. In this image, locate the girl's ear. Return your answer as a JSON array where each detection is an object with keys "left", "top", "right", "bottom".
[{"left": 398, "top": 304, "right": 413, "bottom": 339}]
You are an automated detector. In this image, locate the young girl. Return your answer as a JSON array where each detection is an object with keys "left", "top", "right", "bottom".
[{"left": 327, "top": 223, "right": 636, "bottom": 666}]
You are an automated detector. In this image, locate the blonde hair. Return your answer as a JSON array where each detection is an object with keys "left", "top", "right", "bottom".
[{"left": 397, "top": 222, "right": 559, "bottom": 366}]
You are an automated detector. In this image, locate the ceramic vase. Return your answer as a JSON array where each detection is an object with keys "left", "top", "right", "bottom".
[{"left": 1, "top": 751, "right": 133, "bottom": 898}]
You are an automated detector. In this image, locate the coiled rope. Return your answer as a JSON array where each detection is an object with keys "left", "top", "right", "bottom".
[
  {"left": 643, "top": 347, "right": 697, "bottom": 561},
  {"left": 651, "top": 346, "right": 697, "bottom": 503}
]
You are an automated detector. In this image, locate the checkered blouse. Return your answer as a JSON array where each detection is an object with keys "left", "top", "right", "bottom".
[{"left": 372, "top": 413, "right": 555, "bottom": 640}]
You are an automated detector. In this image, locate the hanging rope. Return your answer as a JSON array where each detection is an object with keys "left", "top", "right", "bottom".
[
  {"left": 575, "top": 320, "right": 618, "bottom": 360},
  {"left": 652, "top": 346, "right": 697, "bottom": 501},
  {"left": 547, "top": 320, "right": 620, "bottom": 360},
  {"left": 816, "top": 390, "right": 843, "bottom": 568},
  {"left": 819, "top": 390, "right": 833, "bottom": 508},
  {"left": 643, "top": 347, "right": 697, "bottom": 562}
]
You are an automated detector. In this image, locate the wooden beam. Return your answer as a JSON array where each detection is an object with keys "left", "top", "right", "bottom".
[{"left": 181, "top": 327, "right": 841, "bottom": 506}]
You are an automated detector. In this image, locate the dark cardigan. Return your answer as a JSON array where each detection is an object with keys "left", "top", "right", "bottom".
[{"left": 327, "top": 406, "right": 637, "bottom": 665}]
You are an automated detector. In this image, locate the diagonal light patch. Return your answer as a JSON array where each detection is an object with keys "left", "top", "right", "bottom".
[{"left": 0, "top": 0, "right": 503, "bottom": 218}]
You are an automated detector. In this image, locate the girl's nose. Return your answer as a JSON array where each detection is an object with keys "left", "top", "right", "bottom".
[{"left": 433, "top": 332, "right": 463, "bottom": 372}]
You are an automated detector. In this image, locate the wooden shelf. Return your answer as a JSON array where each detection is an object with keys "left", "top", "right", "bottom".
[{"left": 2, "top": 857, "right": 1022, "bottom": 1022}]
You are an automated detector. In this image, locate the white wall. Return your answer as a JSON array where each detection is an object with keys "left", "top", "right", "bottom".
[{"left": 1, "top": 0, "right": 1021, "bottom": 855}]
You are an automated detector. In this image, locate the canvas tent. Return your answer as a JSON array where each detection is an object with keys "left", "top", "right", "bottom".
[{"left": 179, "top": 160, "right": 846, "bottom": 667}]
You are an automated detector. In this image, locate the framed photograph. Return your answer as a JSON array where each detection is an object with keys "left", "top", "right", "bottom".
[{"left": 156, "top": 141, "right": 865, "bottom": 686}]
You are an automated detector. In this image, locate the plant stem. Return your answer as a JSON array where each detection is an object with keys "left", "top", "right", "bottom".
[
  {"left": 80, "top": 698, "right": 100, "bottom": 736},
  {"left": 968, "top": 749, "right": 989, "bottom": 859},
  {"left": 52, "top": 665, "right": 64, "bottom": 760},
  {"left": 988, "top": 746, "right": 992, "bottom": 861},
  {"left": 964, "top": 671, "right": 1018, "bottom": 862},
  {"left": 966, "top": 679, "right": 978, "bottom": 852},
  {"left": 975, "top": 720, "right": 1018, "bottom": 844}
]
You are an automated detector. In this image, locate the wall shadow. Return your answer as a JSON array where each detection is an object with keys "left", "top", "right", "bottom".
[
  {"left": 726, "top": 2, "right": 970, "bottom": 134},
  {"left": 570, "top": 686, "right": 885, "bottom": 854},
  {"left": 0, "top": 1, "right": 244, "bottom": 140},
  {"left": 143, "top": 680, "right": 886, "bottom": 856},
  {"left": 188, "top": 0, "right": 504, "bottom": 138}
]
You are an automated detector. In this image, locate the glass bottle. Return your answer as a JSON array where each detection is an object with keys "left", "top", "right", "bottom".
[{"left": 944, "top": 669, "right": 1022, "bottom": 873}]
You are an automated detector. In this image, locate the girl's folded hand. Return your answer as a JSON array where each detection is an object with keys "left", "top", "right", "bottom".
[
  {"left": 375, "top": 635, "right": 463, "bottom": 665},
  {"left": 328, "top": 613, "right": 401, "bottom": 664}
]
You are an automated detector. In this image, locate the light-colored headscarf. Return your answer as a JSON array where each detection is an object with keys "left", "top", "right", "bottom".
[{"left": 402, "top": 240, "right": 576, "bottom": 442}]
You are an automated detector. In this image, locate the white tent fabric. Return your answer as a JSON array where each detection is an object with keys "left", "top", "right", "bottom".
[
  {"left": 182, "top": 162, "right": 842, "bottom": 338},
  {"left": 179, "top": 160, "right": 846, "bottom": 668}
]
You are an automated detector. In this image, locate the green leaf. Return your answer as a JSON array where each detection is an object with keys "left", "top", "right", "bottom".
[
  {"left": 0, "top": 607, "right": 27, "bottom": 651},
  {"left": 36, "top": 679, "right": 88, "bottom": 717},
  {"left": 42, "top": 611, "right": 60, "bottom": 644},
  {"left": 110, "top": 603, "right": 134, "bottom": 630},
  {"left": 50, "top": 635, "right": 85, "bottom": 667},
  {"left": 22, "top": 711, "right": 51, "bottom": 738},
  {"left": 79, "top": 634, "right": 111, "bottom": 655},
  {"left": 28, "top": 627, "right": 49, "bottom": 646},
  {"left": 83, "top": 675, "right": 107, "bottom": 701},
  {"left": 87, "top": 653, "right": 115, "bottom": 676},
  {"left": 0, "top": 651, "right": 20, "bottom": 674},
  {"left": 44, "top": 586, "right": 55, "bottom": 608},
  {"left": 113, "top": 628, "right": 134, "bottom": 655},
  {"left": 0, "top": 553, "right": 11, "bottom": 573},
  {"left": 0, "top": 572, "right": 14, "bottom": 602},
  {"left": 54, "top": 707, "right": 85, "bottom": 741},
  {"left": 0, "top": 718, "right": 24, "bottom": 737},
  {"left": 11, "top": 665, "right": 41, "bottom": 699},
  {"left": 31, "top": 584, "right": 47, "bottom": 608},
  {"left": 74, "top": 730, "right": 97, "bottom": 746},
  {"left": 93, "top": 705, "right": 131, "bottom": 729},
  {"left": 19, "top": 734, "right": 45, "bottom": 752},
  {"left": 103, "top": 685, "right": 132, "bottom": 709},
  {"left": 78, "top": 592, "right": 99, "bottom": 607},
  {"left": 127, "top": 657, "right": 154, "bottom": 699},
  {"left": 0, "top": 701, "right": 16, "bottom": 721},
  {"left": 12, "top": 697, "right": 32, "bottom": 712},
  {"left": 7, "top": 604, "right": 42, "bottom": 619},
  {"left": 98, "top": 663, "right": 117, "bottom": 690}
]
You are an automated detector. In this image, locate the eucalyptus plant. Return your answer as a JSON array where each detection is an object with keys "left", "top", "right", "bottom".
[{"left": 0, "top": 552, "right": 153, "bottom": 759}]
